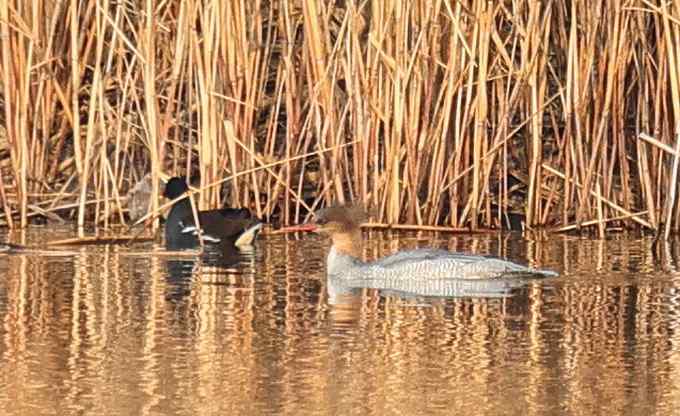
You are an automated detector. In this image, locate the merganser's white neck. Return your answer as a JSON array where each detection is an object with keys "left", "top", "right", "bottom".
[
  {"left": 329, "top": 230, "right": 362, "bottom": 257},
  {"left": 327, "top": 246, "right": 364, "bottom": 276},
  {"left": 326, "top": 230, "right": 364, "bottom": 276}
]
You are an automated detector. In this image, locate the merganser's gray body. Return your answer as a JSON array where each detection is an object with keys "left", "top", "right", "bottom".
[
  {"left": 327, "top": 247, "right": 557, "bottom": 281},
  {"left": 325, "top": 247, "right": 556, "bottom": 299}
]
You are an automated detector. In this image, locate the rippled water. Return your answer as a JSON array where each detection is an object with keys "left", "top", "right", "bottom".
[{"left": 1, "top": 228, "right": 680, "bottom": 415}]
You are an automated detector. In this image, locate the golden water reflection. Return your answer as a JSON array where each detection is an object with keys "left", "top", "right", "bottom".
[{"left": 1, "top": 231, "right": 680, "bottom": 415}]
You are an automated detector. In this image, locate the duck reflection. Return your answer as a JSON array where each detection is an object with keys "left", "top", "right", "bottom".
[
  {"left": 164, "top": 241, "right": 257, "bottom": 302},
  {"left": 326, "top": 274, "right": 528, "bottom": 305},
  {"left": 165, "top": 257, "right": 197, "bottom": 301}
]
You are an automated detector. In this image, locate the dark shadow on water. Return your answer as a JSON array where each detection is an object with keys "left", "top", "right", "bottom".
[
  {"left": 164, "top": 258, "right": 197, "bottom": 301},
  {"left": 164, "top": 242, "right": 256, "bottom": 303}
]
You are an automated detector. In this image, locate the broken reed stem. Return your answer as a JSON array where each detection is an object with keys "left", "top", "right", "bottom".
[
  {"left": 665, "top": 132, "right": 680, "bottom": 240},
  {"left": 44, "top": 235, "right": 155, "bottom": 246},
  {"left": 271, "top": 222, "right": 492, "bottom": 235},
  {"left": 0, "top": 197, "right": 122, "bottom": 226},
  {"left": 639, "top": 133, "right": 676, "bottom": 155},
  {"left": 554, "top": 211, "right": 649, "bottom": 233},
  {"left": 542, "top": 163, "right": 653, "bottom": 229},
  {"left": 596, "top": 182, "right": 605, "bottom": 238},
  {"left": 661, "top": 0, "right": 680, "bottom": 238},
  {"left": 361, "top": 223, "right": 492, "bottom": 233}
]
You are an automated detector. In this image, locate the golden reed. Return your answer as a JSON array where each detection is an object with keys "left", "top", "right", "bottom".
[{"left": 0, "top": 1, "right": 679, "bottom": 235}]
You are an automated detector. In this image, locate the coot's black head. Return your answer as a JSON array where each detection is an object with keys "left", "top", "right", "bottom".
[{"left": 163, "top": 177, "right": 190, "bottom": 199}]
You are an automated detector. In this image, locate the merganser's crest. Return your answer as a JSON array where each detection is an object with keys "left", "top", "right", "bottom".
[{"left": 313, "top": 205, "right": 368, "bottom": 233}]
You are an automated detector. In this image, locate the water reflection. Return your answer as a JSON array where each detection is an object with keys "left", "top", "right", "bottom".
[
  {"left": 1, "top": 231, "right": 680, "bottom": 415},
  {"left": 326, "top": 274, "right": 526, "bottom": 304},
  {"left": 164, "top": 243, "right": 257, "bottom": 302}
]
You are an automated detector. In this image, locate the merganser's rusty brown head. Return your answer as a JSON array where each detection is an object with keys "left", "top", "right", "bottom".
[
  {"left": 282, "top": 205, "right": 368, "bottom": 257},
  {"left": 307, "top": 205, "right": 367, "bottom": 234}
]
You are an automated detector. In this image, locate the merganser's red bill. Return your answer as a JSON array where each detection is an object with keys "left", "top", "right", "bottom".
[{"left": 278, "top": 223, "right": 317, "bottom": 233}]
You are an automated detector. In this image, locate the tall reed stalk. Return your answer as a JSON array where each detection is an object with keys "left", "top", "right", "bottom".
[{"left": 0, "top": 0, "right": 680, "bottom": 234}]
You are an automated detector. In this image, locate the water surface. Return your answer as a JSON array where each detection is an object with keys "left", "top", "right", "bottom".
[{"left": 1, "top": 228, "right": 679, "bottom": 415}]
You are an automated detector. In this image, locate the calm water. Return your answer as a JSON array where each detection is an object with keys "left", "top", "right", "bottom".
[{"left": 1, "top": 228, "right": 680, "bottom": 415}]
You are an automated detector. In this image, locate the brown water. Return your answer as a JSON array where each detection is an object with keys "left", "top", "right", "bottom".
[{"left": 1, "top": 228, "right": 680, "bottom": 415}]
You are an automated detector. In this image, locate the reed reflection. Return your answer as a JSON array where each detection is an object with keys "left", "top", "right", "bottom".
[{"left": 0, "top": 233, "right": 679, "bottom": 415}]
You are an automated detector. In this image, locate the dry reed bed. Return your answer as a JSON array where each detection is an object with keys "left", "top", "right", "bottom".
[{"left": 0, "top": 1, "right": 680, "bottom": 235}]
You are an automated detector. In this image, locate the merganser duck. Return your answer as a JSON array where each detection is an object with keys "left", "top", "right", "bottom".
[
  {"left": 163, "top": 177, "right": 262, "bottom": 249},
  {"left": 285, "top": 206, "right": 558, "bottom": 280}
]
